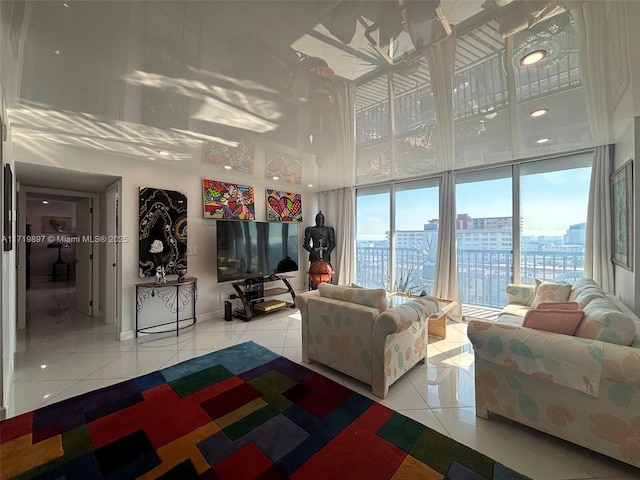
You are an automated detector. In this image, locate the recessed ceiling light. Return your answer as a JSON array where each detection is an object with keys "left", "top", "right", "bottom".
[
  {"left": 536, "top": 138, "right": 550, "bottom": 144},
  {"left": 520, "top": 49, "right": 547, "bottom": 67},
  {"left": 42, "top": 200, "right": 49, "bottom": 204},
  {"left": 157, "top": 150, "right": 170, "bottom": 157},
  {"left": 53, "top": 49, "right": 61, "bottom": 55},
  {"left": 272, "top": 176, "right": 279, "bottom": 180},
  {"left": 530, "top": 108, "right": 548, "bottom": 118},
  {"left": 307, "top": 184, "right": 313, "bottom": 188},
  {"left": 223, "top": 165, "right": 232, "bottom": 170}
]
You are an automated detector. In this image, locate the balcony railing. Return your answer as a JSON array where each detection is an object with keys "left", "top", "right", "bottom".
[{"left": 356, "top": 246, "right": 585, "bottom": 309}]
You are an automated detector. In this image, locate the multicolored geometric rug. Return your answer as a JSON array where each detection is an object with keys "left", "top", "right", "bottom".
[{"left": 1, "top": 341, "right": 531, "bottom": 479}]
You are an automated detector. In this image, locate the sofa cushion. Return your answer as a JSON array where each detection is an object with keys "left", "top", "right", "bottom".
[
  {"left": 505, "top": 284, "right": 536, "bottom": 306},
  {"left": 500, "top": 304, "right": 531, "bottom": 318},
  {"left": 531, "top": 282, "right": 572, "bottom": 308},
  {"left": 568, "top": 277, "right": 600, "bottom": 297},
  {"left": 318, "top": 283, "right": 388, "bottom": 312},
  {"left": 575, "top": 299, "right": 636, "bottom": 346},
  {"left": 571, "top": 286, "right": 607, "bottom": 309},
  {"left": 536, "top": 301, "right": 579, "bottom": 311},
  {"left": 522, "top": 309, "right": 584, "bottom": 335}
]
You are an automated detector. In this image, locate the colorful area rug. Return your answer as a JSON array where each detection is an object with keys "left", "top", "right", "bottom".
[{"left": 1, "top": 341, "right": 531, "bottom": 479}]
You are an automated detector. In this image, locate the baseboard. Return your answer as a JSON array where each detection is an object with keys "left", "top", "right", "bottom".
[
  {"left": 120, "top": 330, "right": 135, "bottom": 341},
  {"left": 118, "top": 311, "right": 220, "bottom": 341}
]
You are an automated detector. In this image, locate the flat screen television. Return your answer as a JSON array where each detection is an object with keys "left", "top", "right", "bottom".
[{"left": 216, "top": 220, "right": 299, "bottom": 282}]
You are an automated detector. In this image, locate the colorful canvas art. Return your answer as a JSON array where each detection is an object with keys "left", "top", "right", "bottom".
[
  {"left": 266, "top": 189, "right": 302, "bottom": 222},
  {"left": 203, "top": 179, "right": 255, "bottom": 220},
  {"left": 266, "top": 149, "right": 302, "bottom": 185},
  {"left": 203, "top": 134, "right": 255, "bottom": 174}
]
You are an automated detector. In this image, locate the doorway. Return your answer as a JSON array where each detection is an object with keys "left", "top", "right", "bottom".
[{"left": 18, "top": 189, "right": 99, "bottom": 332}]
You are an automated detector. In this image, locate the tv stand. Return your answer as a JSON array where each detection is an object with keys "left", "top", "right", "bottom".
[{"left": 231, "top": 274, "right": 296, "bottom": 321}]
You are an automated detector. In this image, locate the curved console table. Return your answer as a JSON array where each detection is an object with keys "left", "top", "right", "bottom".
[{"left": 135, "top": 277, "right": 197, "bottom": 336}]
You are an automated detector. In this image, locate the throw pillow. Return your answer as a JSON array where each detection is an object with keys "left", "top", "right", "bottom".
[
  {"left": 318, "top": 283, "right": 388, "bottom": 312},
  {"left": 522, "top": 309, "right": 584, "bottom": 335},
  {"left": 531, "top": 282, "right": 572, "bottom": 308},
  {"left": 536, "top": 301, "right": 579, "bottom": 311}
]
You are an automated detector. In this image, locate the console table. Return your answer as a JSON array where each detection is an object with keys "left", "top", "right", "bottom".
[
  {"left": 135, "top": 277, "right": 197, "bottom": 336},
  {"left": 231, "top": 274, "right": 296, "bottom": 321}
]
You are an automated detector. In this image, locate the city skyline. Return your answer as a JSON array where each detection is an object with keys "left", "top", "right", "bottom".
[{"left": 357, "top": 166, "right": 591, "bottom": 240}]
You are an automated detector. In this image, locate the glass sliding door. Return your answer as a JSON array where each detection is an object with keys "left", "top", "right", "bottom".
[
  {"left": 394, "top": 179, "right": 439, "bottom": 295},
  {"left": 356, "top": 186, "right": 391, "bottom": 289},
  {"left": 519, "top": 153, "right": 592, "bottom": 284},
  {"left": 456, "top": 167, "right": 513, "bottom": 308}
]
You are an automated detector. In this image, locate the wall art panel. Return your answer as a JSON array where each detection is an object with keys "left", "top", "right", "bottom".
[
  {"left": 266, "top": 189, "right": 302, "bottom": 222},
  {"left": 139, "top": 187, "right": 187, "bottom": 277},
  {"left": 203, "top": 179, "right": 255, "bottom": 219}
]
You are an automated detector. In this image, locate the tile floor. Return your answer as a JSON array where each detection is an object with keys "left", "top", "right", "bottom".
[{"left": 8, "top": 282, "right": 640, "bottom": 480}]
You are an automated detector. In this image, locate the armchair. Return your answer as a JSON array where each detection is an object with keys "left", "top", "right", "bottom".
[{"left": 295, "top": 283, "right": 439, "bottom": 398}]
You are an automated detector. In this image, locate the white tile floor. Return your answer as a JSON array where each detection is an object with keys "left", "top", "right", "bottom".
[{"left": 9, "top": 282, "right": 640, "bottom": 480}]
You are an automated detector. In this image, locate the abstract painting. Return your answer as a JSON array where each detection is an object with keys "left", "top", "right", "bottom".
[
  {"left": 42, "top": 216, "right": 72, "bottom": 233},
  {"left": 203, "top": 133, "right": 255, "bottom": 173},
  {"left": 139, "top": 187, "right": 188, "bottom": 277},
  {"left": 611, "top": 159, "right": 633, "bottom": 270},
  {"left": 266, "top": 149, "right": 302, "bottom": 185},
  {"left": 203, "top": 179, "right": 255, "bottom": 220},
  {"left": 266, "top": 189, "right": 302, "bottom": 222}
]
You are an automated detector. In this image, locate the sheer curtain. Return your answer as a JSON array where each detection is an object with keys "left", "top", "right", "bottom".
[
  {"left": 314, "top": 80, "right": 356, "bottom": 286},
  {"left": 571, "top": 1, "right": 622, "bottom": 292},
  {"left": 425, "top": 29, "right": 462, "bottom": 319},
  {"left": 433, "top": 172, "right": 462, "bottom": 321},
  {"left": 318, "top": 187, "right": 355, "bottom": 285},
  {"left": 424, "top": 28, "right": 456, "bottom": 172},
  {"left": 584, "top": 146, "right": 614, "bottom": 291}
]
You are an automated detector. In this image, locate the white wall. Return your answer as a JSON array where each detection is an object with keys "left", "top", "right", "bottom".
[{"left": 13, "top": 134, "right": 319, "bottom": 338}]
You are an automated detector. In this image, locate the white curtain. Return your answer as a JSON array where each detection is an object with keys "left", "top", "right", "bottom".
[
  {"left": 318, "top": 187, "right": 355, "bottom": 285},
  {"left": 424, "top": 28, "right": 456, "bottom": 172},
  {"left": 584, "top": 146, "right": 614, "bottom": 291},
  {"left": 571, "top": 1, "right": 621, "bottom": 291},
  {"left": 433, "top": 171, "right": 462, "bottom": 321}
]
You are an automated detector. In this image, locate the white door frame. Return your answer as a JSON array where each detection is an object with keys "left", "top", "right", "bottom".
[
  {"left": 19, "top": 187, "right": 100, "bottom": 320},
  {"left": 105, "top": 181, "right": 121, "bottom": 331}
]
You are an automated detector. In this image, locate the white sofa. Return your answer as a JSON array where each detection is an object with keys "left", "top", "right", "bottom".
[
  {"left": 296, "top": 283, "right": 439, "bottom": 398},
  {"left": 467, "top": 278, "right": 640, "bottom": 467}
]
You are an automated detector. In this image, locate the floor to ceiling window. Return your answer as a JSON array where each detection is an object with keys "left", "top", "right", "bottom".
[
  {"left": 456, "top": 167, "right": 513, "bottom": 308},
  {"left": 519, "top": 153, "right": 592, "bottom": 285},
  {"left": 354, "top": 7, "right": 594, "bottom": 309},
  {"left": 394, "top": 179, "right": 439, "bottom": 295},
  {"left": 356, "top": 187, "right": 390, "bottom": 289}
]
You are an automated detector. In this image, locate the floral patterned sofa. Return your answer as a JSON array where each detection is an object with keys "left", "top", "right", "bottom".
[
  {"left": 467, "top": 278, "right": 640, "bottom": 467},
  {"left": 295, "top": 283, "right": 439, "bottom": 398}
]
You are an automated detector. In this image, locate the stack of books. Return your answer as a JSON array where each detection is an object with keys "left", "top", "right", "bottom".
[{"left": 254, "top": 299, "right": 287, "bottom": 312}]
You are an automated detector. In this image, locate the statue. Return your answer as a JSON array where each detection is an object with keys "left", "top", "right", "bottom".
[{"left": 303, "top": 211, "right": 336, "bottom": 263}]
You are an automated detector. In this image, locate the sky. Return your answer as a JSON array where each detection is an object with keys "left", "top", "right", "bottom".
[{"left": 357, "top": 167, "right": 591, "bottom": 240}]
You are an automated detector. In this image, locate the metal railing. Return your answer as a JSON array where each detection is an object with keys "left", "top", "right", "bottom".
[{"left": 356, "top": 246, "right": 585, "bottom": 308}]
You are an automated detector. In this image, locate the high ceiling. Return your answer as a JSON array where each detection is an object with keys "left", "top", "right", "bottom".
[{"left": 3, "top": 0, "right": 488, "bottom": 171}]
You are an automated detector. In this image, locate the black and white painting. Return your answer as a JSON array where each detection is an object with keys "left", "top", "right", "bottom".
[{"left": 139, "top": 187, "right": 187, "bottom": 277}]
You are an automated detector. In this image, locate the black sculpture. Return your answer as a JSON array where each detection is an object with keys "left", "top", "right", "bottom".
[{"left": 303, "top": 211, "right": 336, "bottom": 263}]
